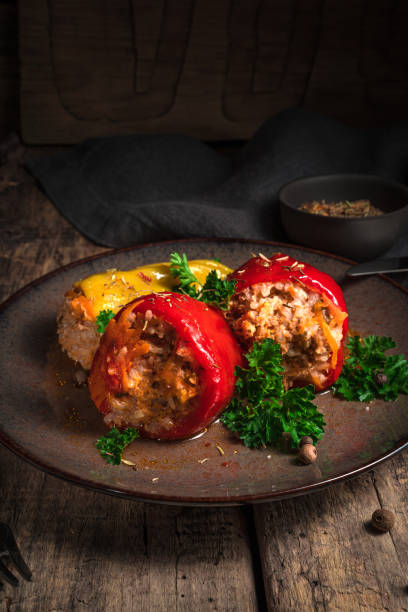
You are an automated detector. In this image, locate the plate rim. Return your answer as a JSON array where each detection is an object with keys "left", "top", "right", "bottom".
[{"left": 1, "top": 237, "right": 408, "bottom": 506}]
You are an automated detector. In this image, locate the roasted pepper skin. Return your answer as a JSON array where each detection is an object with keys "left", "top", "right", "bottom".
[
  {"left": 229, "top": 254, "right": 348, "bottom": 389},
  {"left": 89, "top": 292, "right": 244, "bottom": 440}
]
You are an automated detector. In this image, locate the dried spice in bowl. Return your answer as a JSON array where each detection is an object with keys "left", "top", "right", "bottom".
[{"left": 299, "top": 199, "right": 383, "bottom": 218}]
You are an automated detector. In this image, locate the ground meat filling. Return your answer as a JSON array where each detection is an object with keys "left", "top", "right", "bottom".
[
  {"left": 227, "top": 281, "right": 343, "bottom": 389},
  {"left": 57, "top": 287, "right": 100, "bottom": 371},
  {"left": 104, "top": 312, "right": 201, "bottom": 435}
]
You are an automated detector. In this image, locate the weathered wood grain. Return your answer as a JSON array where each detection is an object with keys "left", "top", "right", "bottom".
[
  {"left": 0, "top": 156, "right": 259, "bottom": 612},
  {"left": 0, "top": 444, "right": 259, "bottom": 611},
  {"left": 254, "top": 463, "right": 408, "bottom": 611},
  {"left": 19, "top": 0, "right": 408, "bottom": 144}
]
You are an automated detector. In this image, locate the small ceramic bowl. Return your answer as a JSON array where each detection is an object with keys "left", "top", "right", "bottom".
[{"left": 279, "top": 174, "right": 408, "bottom": 261}]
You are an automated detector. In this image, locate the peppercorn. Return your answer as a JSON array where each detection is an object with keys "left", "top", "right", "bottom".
[
  {"left": 299, "top": 436, "right": 313, "bottom": 447},
  {"left": 375, "top": 373, "right": 388, "bottom": 385},
  {"left": 298, "top": 443, "right": 317, "bottom": 464},
  {"left": 371, "top": 508, "right": 395, "bottom": 532}
]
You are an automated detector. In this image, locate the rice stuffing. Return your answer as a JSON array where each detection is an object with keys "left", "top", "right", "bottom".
[
  {"left": 227, "top": 281, "right": 344, "bottom": 389},
  {"left": 94, "top": 310, "right": 201, "bottom": 435},
  {"left": 57, "top": 287, "right": 100, "bottom": 370}
]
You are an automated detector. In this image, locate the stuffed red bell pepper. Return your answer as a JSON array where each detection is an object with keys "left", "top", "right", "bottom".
[
  {"left": 88, "top": 292, "right": 243, "bottom": 439},
  {"left": 226, "top": 254, "right": 348, "bottom": 391}
]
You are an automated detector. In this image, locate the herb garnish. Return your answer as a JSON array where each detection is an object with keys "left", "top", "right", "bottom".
[
  {"left": 199, "top": 270, "right": 237, "bottom": 311},
  {"left": 333, "top": 335, "right": 408, "bottom": 401},
  {"left": 169, "top": 253, "right": 199, "bottom": 298},
  {"left": 96, "top": 427, "right": 140, "bottom": 465},
  {"left": 169, "top": 252, "right": 237, "bottom": 311},
  {"left": 96, "top": 309, "right": 115, "bottom": 333},
  {"left": 221, "top": 339, "right": 325, "bottom": 448}
]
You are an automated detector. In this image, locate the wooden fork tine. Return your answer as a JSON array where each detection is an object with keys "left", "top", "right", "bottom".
[
  {"left": 0, "top": 522, "right": 32, "bottom": 582},
  {"left": 8, "top": 544, "right": 32, "bottom": 582},
  {"left": 0, "top": 559, "right": 19, "bottom": 587}
]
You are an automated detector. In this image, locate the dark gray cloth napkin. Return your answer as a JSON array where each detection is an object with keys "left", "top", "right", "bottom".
[{"left": 27, "top": 108, "right": 408, "bottom": 255}]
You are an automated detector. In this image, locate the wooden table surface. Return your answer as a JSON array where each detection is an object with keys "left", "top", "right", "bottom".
[{"left": 1, "top": 150, "right": 408, "bottom": 612}]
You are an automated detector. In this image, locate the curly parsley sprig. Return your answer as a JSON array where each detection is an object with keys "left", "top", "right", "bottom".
[
  {"left": 96, "top": 427, "right": 140, "bottom": 465},
  {"left": 96, "top": 309, "right": 115, "bottom": 334},
  {"left": 333, "top": 335, "right": 408, "bottom": 402},
  {"left": 169, "top": 252, "right": 237, "bottom": 311},
  {"left": 169, "top": 253, "right": 199, "bottom": 298},
  {"left": 221, "top": 339, "right": 325, "bottom": 448}
]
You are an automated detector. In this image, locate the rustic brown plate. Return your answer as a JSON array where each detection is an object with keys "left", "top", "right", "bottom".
[{"left": 1, "top": 239, "right": 408, "bottom": 506}]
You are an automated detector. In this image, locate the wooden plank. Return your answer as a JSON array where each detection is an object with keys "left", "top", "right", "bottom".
[
  {"left": 304, "top": 0, "right": 408, "bottom": 121},
  {"left": 253, "top": 461, "right": 408, "bottom": 611},
  {"left": 1, "top": 446, "right": 259, "bottom": 611},
  {"left": 19, "top": 0, "right": 408, "bottom": 144},
  {"left": 0, "top": 155, "right": 259, "bottom": 611}
]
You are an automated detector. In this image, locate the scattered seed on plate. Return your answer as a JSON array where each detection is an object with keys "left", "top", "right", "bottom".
[
  {"left": 56, "top": 373, "right": 66, "bottom": 387},
  {"left": 121, "top": 458, "right": 136, "bottom": 466}
]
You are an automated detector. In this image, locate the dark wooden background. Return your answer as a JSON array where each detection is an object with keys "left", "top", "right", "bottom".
[
  {"left": 19, "top": 0, "right": 408, "bottom": 142},
  {"left": 1, "top": 1, "right": 408, "bottom": 142}
]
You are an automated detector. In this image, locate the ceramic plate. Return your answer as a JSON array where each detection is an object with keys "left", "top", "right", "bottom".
[{"left": 1, "top": 239, "right": 407, "bottom": 506}]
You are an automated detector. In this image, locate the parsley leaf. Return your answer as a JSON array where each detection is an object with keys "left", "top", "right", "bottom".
[
  {"left": 333, "top": 335, "right": 408, "bottom": 401},
  {"left": 221, "top": 339, "right": 325, "bottom": 448},
  {"left": 199, "top": 270, "right": 237, "bottom": 311},
  {"left": 169, "top": 252, "right": 200, "bottom": 298},
  {"left": 96, "top": 309, "right": 115, "bottom": 334},
  {"left": 95, "top": 427, "right": 140, "bottom": 465},
  {"left": 169, "top": 252, "right": 237, "bottom": 310},
  {"left": 221, "top": 396, "right": 283, "bottom": 448},
  {"left": 281, "top": 387, "right": 325, "bottom": 447}
]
